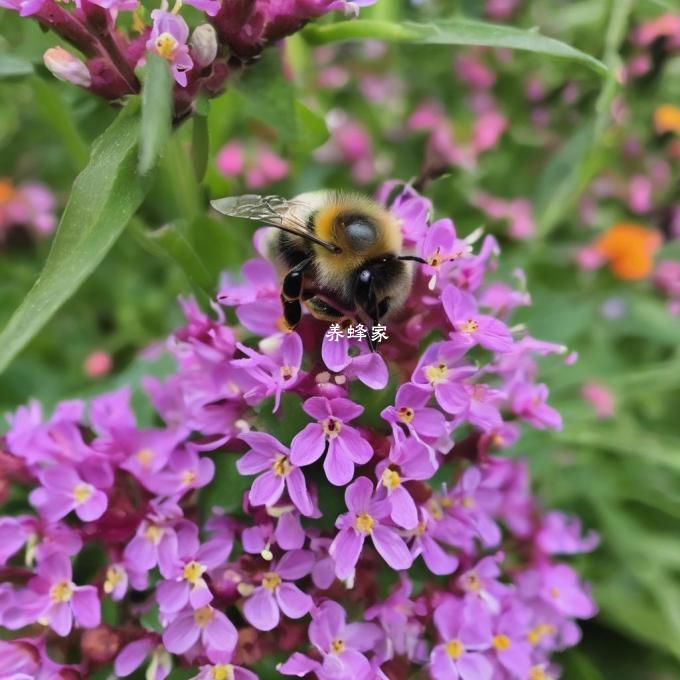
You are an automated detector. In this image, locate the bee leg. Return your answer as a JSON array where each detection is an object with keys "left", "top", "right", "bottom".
[
  {"left": 280, "top": 257, "right": 313, "bottom": 330},
  {"left": 305, "top": 296, "right": 347, "bottom": 323}
]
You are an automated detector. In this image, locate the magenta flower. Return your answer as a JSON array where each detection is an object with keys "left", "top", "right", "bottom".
[
  {"left": 163, "top": 603, "right": 237, "bottom": 656},
  {"left": 0, "top": 517, "right": 28, "bottom": 565},
  {"left": 537, "top": 511, "right": 600, "bottom": 555},
  {"left": 157, "top": 524, "right": 232, "bottom": 614},
  {"left": 29, "top": 465, "right": 107, "bottom": 522},
  {"left": 291, "top": 397, "right": 373, "bottom": 486},
  {"left": 237, "top": 432, "right": 314, "bottom": 516},
  {"left": 233, "top": 333, "right": 303, "bottom": 411},
  {"left": 510, "top": 382, "right": 562, "bottom": 430},
  {"left": 4, "top": 552, "right": 100, "bottom": 636},
  {"left": 457, "top": 552, "right": 511, "bottom": 614},
  {"left": 279, "top": 601, "right": 383, "bottom": 678},
  {"left": 146, "top": 10, "right": 193, "bottom": 87},
  {"left": 243, "top": 549, "right": 314, "bottom": 631},
  {"left": 192, "top": 662, "right": 257, "bottom": 680},
  {"left": 417, "top": 218, "right": 473, "bottom": 289},
  {"left": 412, "top": 341, "right": 475, "bottom": 414},
  {"left": 115, "top": 637, "right": 171, "bottom": 679},
  {"left": 443, "top": 284, "right": 513, "bottom": 352},
  {"left": 429, "top": 598, "right": 493, "bottom": 680},
  {"left": 330, "top": 477, "right": 412, "bottom": 579},
  {"left": 381, "top": 383, "right": 448, "bottom": 443},
  {"left": 537, "top": 564, "right": 597, "bottom": 619},
  {"left": 487, "top": 606, "right": 533, "bottom": 679},
  {"left": 408, "top": 509, "right": 460, "bottom": 576},
  {"left": 321, "top": 333, "right": 389, "bottom": 389},
  {"left": 145, "top": 447, "right": 215, "bottom": 498}
]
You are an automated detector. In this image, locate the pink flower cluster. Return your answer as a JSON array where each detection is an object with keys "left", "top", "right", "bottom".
[
  {"left": 2, "top": 0, "right": 375, "bottom": 119},
  {"left": 0, "top": 179, "right": 57, "bottom": 241},
  {"left": 0, "top": 184, "right": 597, "bottom": 678}
]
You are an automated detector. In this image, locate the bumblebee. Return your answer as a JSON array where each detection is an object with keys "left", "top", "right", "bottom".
[{"left": 211, "top": 191, "right": 425, "bottom": 346}]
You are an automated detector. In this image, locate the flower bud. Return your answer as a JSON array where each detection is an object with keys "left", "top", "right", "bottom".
[
  {"left": 190, "top": 24, "right": 218, "bottom": 68},
  {"left": 43, "top": 47, "right": 91, "bottom": 88}
]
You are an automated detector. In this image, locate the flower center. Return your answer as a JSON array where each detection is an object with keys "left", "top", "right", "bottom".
[
  {"left": 461, "top": 571, "right": 481, "bottom": 592},
  {"left": 212, "top": 665, "right": 234, "bottom": 680},
  {"left": 355, "top": 512, "right": 374, "bottom": 534},
  {"left": 183, "top": 560, "right": 206, "bottom": 585},
  {"left": 193, "top": 606, "right": 214, "bottom": 628},
  {"left": 397, "top": 406, "right": 414, "bottom": 423},
  {"left": 460, "top": 495, "right": 476, "bottom": 509},
  {"left": 445, "top": 639, "right": 464, "bottom": 660},
  {"left": 549, "top": 586, "right": 560, "bottom": 599},
  {"left": 381, "top": 468, "right": 401, "bottom": 491},
  {"left": 492, "top": 634, "right": 511, "bottom": 651},
  {"left": 50, "top": 579, "right": 73, "bottom": 603},
  {"left": 155, "top": 32, "right": 178, "bottom": 61},
  {"left": 280, "top": 365, "right": 297, "bottom": 381},
  {"left": 72, "top": 483, "right": 93, "bottom": 504},
  {"left": 136, "top": 448, "right": 154, "bottom": 467},
  {"left": 322, "top": 417, "right": 342, "bottom": 438},
  {"left": 527, "top": 623, "right": 556, "bottom": 645},
  {"left": 425, "top": 362, "right": 449, "bottom": 386},
  {"left": 104, "top": 565, "right": 125, "bottom": 594},
  {"left": 529, "top": 667, "right": 549, "bottom": 680},
  {"left": 427, "top": 247, "right": 442, "bottom": 267},
  {"left": 415, "top": 521, "right": 427, "bottom": 536},
  {"left": 331, "top": 638, "right": 345, "bottom": 654},
  {"left": 460, "top": 318, "right": 479, "bottom": 334},
  {"left": 181, "top": 469, "right": 197, "bottom": 486},
  {"left": 272, "top": 453, "right": 292, "bottom": 477},
  {"left": 427, "top": 499, "right": 443, "bottom": 521},
  {"left": 144, "top": 525, "right": 164, "bottom": 544},
  {"left": 262, "top": 571, "right": 282, "bottom": 591}
]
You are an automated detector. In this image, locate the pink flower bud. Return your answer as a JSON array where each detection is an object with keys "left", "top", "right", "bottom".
[
  {"left": 190, "top": 24, "right": 218, "bottom": 68},
  {"left": 84, "top": 350, "right": 113, "bottom": 378},
  {"left": 43, "top": 47, "right": 91, "bottom": 88}
]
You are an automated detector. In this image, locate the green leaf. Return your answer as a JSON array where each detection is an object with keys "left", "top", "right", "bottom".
[
  {"left": 31, "top": 76, "right": 89, "bottom": 171},
  {"left": 302, "top": 18, "right": 607, "bottom": 76},
  {"left": 0, "top": 53, "right": 34, "bottom": 78},
  {"left": 0, "top": 100, "right": 150, "bottom": 375},
  {"left": 294, "top": 100, "right": 329, "bottom": 153},
  {"left": 139, "top": 52, "right": 173, "bottom": 175},
  {"left": 200, "top": 454, "right": 251, "bottom": 516},
  {"left": 191, "top": 108, "right": 210, "bottom": 182}
]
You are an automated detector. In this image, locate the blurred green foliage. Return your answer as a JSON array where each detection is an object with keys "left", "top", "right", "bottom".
[{"left": 1, "top": 0, "right": 679, "bottom": 678}]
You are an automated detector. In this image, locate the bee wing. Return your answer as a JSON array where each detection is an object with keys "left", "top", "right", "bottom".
[{"left": 210, "top": 194, "right": 341, "bottom": 253}]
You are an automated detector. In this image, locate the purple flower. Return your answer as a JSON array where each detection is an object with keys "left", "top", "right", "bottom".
[
  {"left": 510, "top": 382, "right": 562, "bottom": 430},
  {"left": 443, "top": 284, "right": 513, "bottom": 352},
  {"left": 237, "top": 432, "right": 314, "bottom": 516},
  {"left": 145, "top": 447, "right": 215, "bottom": 498},
  {"left": 412, "top": 341, "right": 475, "bottom": 414},
  {"left": 487, "top": 606, "right": 533, "bottom": 679},
  {"left": 29, "top": 465, "right": 108, "bottom": 522},
  {"left": 537, "top": 564, "right": 597, "bottom": 619},
  {"left": 191, "top": 662, "right": 257, "bottom": 680},
  {"left": 408, "top": 509, "right": 459, "bottom": 576},
  {"left": 321, "top": 333, "right": 388, "bottom": 389},
  {"left": 146, "top": 10, "right": 193, "bottom": 87},
  {"left": 4, "top": 552, "right": 100, "bottom": 636},
  {"left": 0, "top": 517, "right": 29, "bottom": 565},
  {"left": 233, "top": 333, "right": 304, "bottom": 411},
  {"left": 115, "top": 637, "right": 171, "bottom": 679},
  {"left": 376, "top": 429, "right": 437, "bottom": 530},
  {"left": 279, "top": 601, "right": 382, "bottom": 679},
  {"left": 291, "top": 397, "right": 373, "bottom": 486},
  {"left": 330, "top": 477, "right": 412, "bottom": 579},
  {"left": 157, "top": 523, "right": 232, "bottom": 613},
  {"left": 163, "top": 603, "right": 237, "bottom": 656},
  {"left": 0, "top": 0, "right": 44, "bottom": 16},
  {"left": 429, "top": 598, "right": 493, "bottom": 680},
  {"left": 457, "top": 552, "right": 511, "bottom": 614},
  {"left": 381, "top": 382, "right": 448, "bottom": 443},
  {"left": 243, "top": 549, "right": 314, "bottom": 631},
  {"left": 536, "top": 511, "right": 600, "bottom": 555}
]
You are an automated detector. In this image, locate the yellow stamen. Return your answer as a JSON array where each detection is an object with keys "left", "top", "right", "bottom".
[
  {"left": 104, "top": 565, "right": 126, "bottom": 594},
  {"left": 183, "top": 560, "right": 205, "bottom": 585},
  {"left": 397, "top": 406, "right": 414, "bottom": 424},
  {"left": 529, "top": 666, "right": 549, "bottom": 680},
  {"left": 212, "top": 665, "right": 234, "bottom": 680},
  {"left": 72, "top": 483, "right": 92, "bottom": 504},
  {"left": 331, "top": 638, "right": 345, "bottom": 653},
  {"left": 445, "top": 639, "right": 464, "bottom": 659},
  {"left": 355, "top": 512, "right": 374, "bottom": 534},
  {"left": 262, "top": 571, "right": 282, "bottom": 591},
  {"left": 193, "top": 606, "right": 214, "bottom": 628},
  {"left": 280, "top": 365, "right": 297, "bottom": 380},
  {"left": 461, "top": 495, "right": 476, "bottom": 509},
  {"left": 155, "top": 33, "right": 178, "bottom": 61},
  {"left": 527, "top": 623, "right": 556, "bottom": 645},
  {"left": 181, "top": 469, "right": 197, "bottom": 486},
  {"left": 144, "top": 525, "right": 164, "bottom": 544},
  {"left": 136, "top": 447, "right": 154, "bottom": 467},
  {"left": 460, "top": 319, "right": 479, "bottom": 334},
  {"left": 460, "top": 571, "right": 481, "bottom": 592},
  {"left": 381, "top": 468, "right": 401, "bottom": 491},
  {"left": 549, "top": 587, "right": 560, "bottom": 599},
  {"left": 272, "top": 453, "right": 292, "bottom": 477},
  {"left": 427, "top": 499, "right": 443, "bottom": 521},
  {"left": 492, "top": 634, "right": 511, "bottom": 651},
  {"left": 50, "top": 579, "right": 73, "bottom": 603},
  {"left": 425, "top": 362, "right": 448, "bottom": 386}
]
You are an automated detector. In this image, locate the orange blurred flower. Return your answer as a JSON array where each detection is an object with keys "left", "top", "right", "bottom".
[
  {"left": 654, "top": 104, "right": 680, "bottom": 135},
  {"left": 595, "top": 223, "right": 661, "bottom": 281}
]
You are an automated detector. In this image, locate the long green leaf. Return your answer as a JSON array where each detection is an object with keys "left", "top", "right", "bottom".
[
  {"left": 302, "top": 18, "right": 607, "bottom": 76},
  {"left": 0, "top": 100, "right": 150, "bottom": 375},
  {"left": 139, "top": 52, "right": 173, "bottom": 175},
  {"left": 0, "top": 53, "right": 34, "bottom": 78}
]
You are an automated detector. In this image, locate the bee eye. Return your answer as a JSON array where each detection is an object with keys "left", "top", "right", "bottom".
[{"left": 345, "top": 218, "right": 377, "bottom": 251}]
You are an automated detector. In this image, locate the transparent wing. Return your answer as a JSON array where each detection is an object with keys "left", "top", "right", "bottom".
[{"left": 210, "top": 194, "right": 341, "bottom": 253}]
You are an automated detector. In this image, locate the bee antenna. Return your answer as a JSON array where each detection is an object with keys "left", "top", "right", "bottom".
[{"left": 398, "top": 255, "right": 428, "bottom": 265}]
